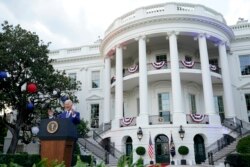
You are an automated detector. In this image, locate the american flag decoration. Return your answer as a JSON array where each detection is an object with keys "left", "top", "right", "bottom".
[
  {"left": 148, "top": 132, "right": 154, "bottom": 160},
  {"left": 170, "top": 133, "right": 176, "bottom": 157}
]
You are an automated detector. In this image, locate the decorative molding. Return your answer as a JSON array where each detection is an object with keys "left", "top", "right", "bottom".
[
  {"left": 101, "top": 15, "right": 234, "bottom": 53},
  {"left": 86, "top": 94, "right": 103, "bottom": 101}
]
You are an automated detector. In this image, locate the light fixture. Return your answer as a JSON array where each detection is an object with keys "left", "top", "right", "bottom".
[
  {"left": 179, "top": 125, "right": 185, "bottom": 140},
  {"left": 137, "top": 127, "right": 143, "bottom": 141}
]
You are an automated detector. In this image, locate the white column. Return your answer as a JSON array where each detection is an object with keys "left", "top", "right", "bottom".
[
  {"left": 219, "top": 42, "right": 236, "bottom": 118},
  {"left": 137, "top": 36, "right": 149, "bottom": 125},
  {"left": 168, "top": 32, "right": 185, "bottom": 124},
  {"left": 104, "top": 57, "right": 111, "bottom": 123},
  {"left": 169, "top": 32, "right": 183, "bottom": 113},
  {"left": 198, "top": 34, "right": 216, "bottom": 115},
  {"left": 115, "top": 46, "right": 123, "bottom": 120}
]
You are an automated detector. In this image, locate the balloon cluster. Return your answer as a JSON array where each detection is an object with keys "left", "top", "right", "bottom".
[
  {"left": 26, "top": 84, "right": 69, "bottom": 112},
  {"left": 0, "top": 71, "right": 10, "bottom": 79}
]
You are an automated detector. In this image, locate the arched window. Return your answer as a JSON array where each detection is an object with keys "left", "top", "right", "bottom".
[{"left": 125, "top": 137, "right": 133, "bottom": 156}]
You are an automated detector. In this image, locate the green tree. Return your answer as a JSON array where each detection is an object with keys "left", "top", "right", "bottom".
[{"left": 0, "top": 21, "right": 81, "bottom": 153}]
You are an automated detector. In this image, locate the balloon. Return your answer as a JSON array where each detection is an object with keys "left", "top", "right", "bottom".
[
  {"left": 60, "top": 96, "right": 68, "bottom": 103},
  {"left": 0, "top": 71, "right": 8, "bottom": 79},
  {"left": 27, "top": 103, "right": 34, "bottom": 110},
  {"left": 27, "top": 83, "right": 37, "bottom": 93}
]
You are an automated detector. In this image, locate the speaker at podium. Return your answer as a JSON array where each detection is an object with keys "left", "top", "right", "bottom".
[{"left": 38, "top": 118, "right": 78, "bottom": 167}]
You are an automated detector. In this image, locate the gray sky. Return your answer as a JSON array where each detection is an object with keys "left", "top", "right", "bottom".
[{"left": 0, "top": 0, "right": 250, "bottom": 49}]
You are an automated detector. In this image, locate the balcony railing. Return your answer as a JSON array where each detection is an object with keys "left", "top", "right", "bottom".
[
  {"left": 186, "top": 114, "right": 209, "bottom": 124},
  {"left": 105, "top": 2, "right": 225, "bottom": 35},
  {"left": 149, "top": 112, "right": 172, "bottom": 125},
  {"left": 111, "top": 61, "right": 221, "bottom": 83},
  {"left": 120, "top": 117, "right": 136, "bottom": 127}
]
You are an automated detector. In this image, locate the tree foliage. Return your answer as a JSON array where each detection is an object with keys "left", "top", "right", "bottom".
[
  {"left": 236, "top": 135, "right": 250, "bottom": 154},
  {"left": 0, "top": 21, "right": 81, "bottom": 153}
]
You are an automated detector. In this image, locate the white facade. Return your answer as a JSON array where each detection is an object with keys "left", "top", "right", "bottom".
[{"left": 48, "top": 2, "right": 250, "bottom": 165}]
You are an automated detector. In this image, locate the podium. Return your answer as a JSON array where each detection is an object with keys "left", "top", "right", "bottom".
[{"left": 38, "top": 119, "right": 78, "bottom": 167}]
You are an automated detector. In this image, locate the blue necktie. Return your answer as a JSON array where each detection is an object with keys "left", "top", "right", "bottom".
[{"left": 66, "top": 111, "right": 70, "bottom": 118}]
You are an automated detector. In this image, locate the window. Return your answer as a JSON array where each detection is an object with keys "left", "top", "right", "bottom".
[
  {"left": 209, "top": 59, "right": 218, "bottom": 66},
  {"left": 68, "top": 73, "right": 76, "bottom": 84},
  {"left": 91, "top": 104, "right": 99, "bottom": 128},
  {"left": 125, "top": 137, "right": 133, "bottom": 156},
  {"left": 91, "top": 71, "right": 100, "bottom": 88},
  {"left": 240, "top": 55, "right": 250, "bottom": 75},
  {"left": 189, "top": 94, "right": 196, "bottom": 114},
  {"left": 245, "top": 94, "right": 250, "bottom": 122},
  {"left": 158, "top": 93, "right": 170, "bottom": 122},
  {"left": 185, "top": 55, "right": 192, "bottom": 61},
  {"left": 214, "top": 96, "right": 225, "bottom": 122},
  {"left": 156, "top": 55, "right": 167, "bottom": 62}
]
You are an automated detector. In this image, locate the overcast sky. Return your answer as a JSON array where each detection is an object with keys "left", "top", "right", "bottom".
[{"left": 0, "top": 0, "right": 250, "bottom": 50}]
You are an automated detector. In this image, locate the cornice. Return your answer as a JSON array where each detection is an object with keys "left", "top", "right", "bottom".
[
  {"left": 51, "top": 53, "right": 101, "bottom": 64},
  {"left": 100, "top": 15, "right": 234, "bottom": 53}
]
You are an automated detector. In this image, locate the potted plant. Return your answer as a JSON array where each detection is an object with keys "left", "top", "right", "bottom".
[
  {"left": 136, "top": 146, "right": 146, "bottom": 165},
  {"left": 178, "top": 146, "right": 189, "bottom": 165}
]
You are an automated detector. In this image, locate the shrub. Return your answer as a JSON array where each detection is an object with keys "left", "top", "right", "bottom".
[
  {"left": 0, "top": 154, "right": 40, "bottom": 167},
  {"left": 71, "top": 155, "right": 92, "bottom": 166},
  {"left": 178, "top": 146, "right": 189, "bottom": 156},
  {"left": 136, "top": 157, "right": 144, "bottom": 167},
  {"left": 236, "top": 135, "right": 250, "bottom": 154},
  {"left": 136, "top": 146, "right": 146, "bottom": 156},
  {"left": 225, "top": 153, "right": 250, "bottom": 167},
  {"left": 0, "top": 154, "right": 91, "bottom": 167}
]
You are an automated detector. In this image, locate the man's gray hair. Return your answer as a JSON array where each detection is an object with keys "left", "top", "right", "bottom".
[{"left": 64, "top": 99, "right": 73, "bottom": 105}]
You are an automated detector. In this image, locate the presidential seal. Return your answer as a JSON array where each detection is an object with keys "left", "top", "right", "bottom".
[{"left": 47, "top": 120, "right": 59, "bottom": 134}]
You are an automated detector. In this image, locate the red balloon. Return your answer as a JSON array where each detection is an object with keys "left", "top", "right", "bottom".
[{"left": 27, "top": 83, "right": 37, "bottom": 93}]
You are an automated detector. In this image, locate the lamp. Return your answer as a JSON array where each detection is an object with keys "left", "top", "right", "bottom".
[
  {"left": 137, "top": 127, "right": 143, "bottom": 141},
  {"left": 179, "top": 125, "right": 185, "bottom": 140}
]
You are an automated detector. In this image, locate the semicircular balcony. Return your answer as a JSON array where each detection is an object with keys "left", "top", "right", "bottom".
[{"left": 110, "top": 34, "right": 222, "bottom": 92}]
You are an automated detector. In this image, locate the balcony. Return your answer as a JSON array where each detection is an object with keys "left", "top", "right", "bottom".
[
  {"left": 186, "top": 114, "right": 209, "bottom": 124},
  {"left": 120, "top": 117, "right": 137, "bottom": 127},
  {"left": 105, "top": 2, "right": 225, "bottom": 35},
  {"left": 149, "top": 112, "right": 172, "bottom": 125},
  {"left": 111, "top": 61, "right": 221, "bottom": 88}
]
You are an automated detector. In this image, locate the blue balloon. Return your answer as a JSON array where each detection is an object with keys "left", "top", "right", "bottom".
[
  {"left": 0, "top": 71, "right": 8, "bottom": 79},
  {"left": 60, "top": 96, "right": 68, "bottom": 102},
  {"left": 27, "top": 103, "right": 34, "bottom": 110}
]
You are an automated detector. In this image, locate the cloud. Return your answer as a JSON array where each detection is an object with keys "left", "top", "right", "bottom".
[{"left": 0, "top": 0, "right": 249, "bottom": 49}]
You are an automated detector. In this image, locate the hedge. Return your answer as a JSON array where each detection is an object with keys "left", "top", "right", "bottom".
[
  {"left": 0, "top": 153, "right": 40, "bottom": 167},
  {"left": 0, "top": 153, "right": 92, "bottom": 167},
  {"left": 225, "top": 153, "right": 250, "bottom": 167},
  {"left": 236, "top": 135, "right": 250, "bottom": 154}
]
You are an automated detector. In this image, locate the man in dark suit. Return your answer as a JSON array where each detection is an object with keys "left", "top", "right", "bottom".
[{"left": 58, "top": 99, "right": 80, "bottom": 124}]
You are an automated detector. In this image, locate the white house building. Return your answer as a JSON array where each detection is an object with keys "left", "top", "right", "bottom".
[{"left": 21, "top": 2, "right": 250, "bottom": 166}]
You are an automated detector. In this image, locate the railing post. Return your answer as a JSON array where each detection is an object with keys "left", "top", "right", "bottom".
[
  {"left": 211, "top": 152, "right": 214, "bottom": 165},
  {"left": 208, "top": 152, "right": 211, "bottom": 165}
]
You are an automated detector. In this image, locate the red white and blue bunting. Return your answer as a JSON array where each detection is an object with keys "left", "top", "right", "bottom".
[
  {"left": 120, "top": 117, "right": 136, "bottom": 127},
  {"left": 151, "top": 61, "right": 166, "bottom": 69},
  {"left": 128, "top": 65, "right": 139, "bottom": 73},
  {"left": 190, "top": 114, "right": 206, "bottom": 123},
  {"left": 210, "top": 64, "right": 217, "bottom": 71},
  {"left": 181, "top": 60, "right": 195, "bottom": 68}
]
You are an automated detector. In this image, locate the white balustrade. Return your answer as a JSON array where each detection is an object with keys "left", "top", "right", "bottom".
[{"left": 105, "top": 2, "right": 225, "bottom": 35}]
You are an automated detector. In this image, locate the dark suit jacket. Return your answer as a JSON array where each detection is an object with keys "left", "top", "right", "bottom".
[{"left": 58, "top": 111, "right": 80, "bottom": 124}]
